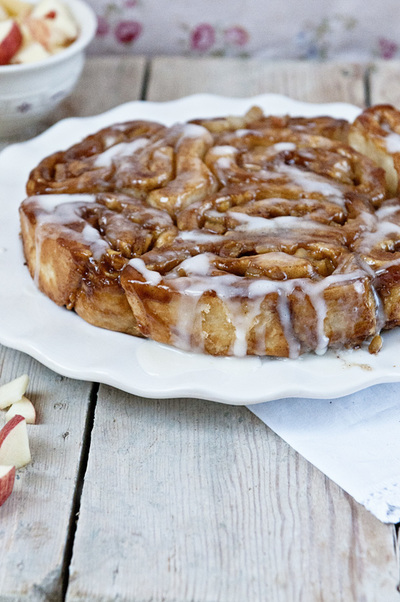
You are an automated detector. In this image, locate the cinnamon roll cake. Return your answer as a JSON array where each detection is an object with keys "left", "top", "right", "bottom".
[{"left": 19, "top": 104, "right": 400, "bottom": 358}]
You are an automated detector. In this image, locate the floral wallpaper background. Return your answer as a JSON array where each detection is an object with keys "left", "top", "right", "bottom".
[{"left": 86, "top": 0, "right": 400, "bottom": 61}]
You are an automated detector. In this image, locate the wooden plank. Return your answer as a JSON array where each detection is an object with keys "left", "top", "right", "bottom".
[
  {"left": 0, "top": 56, "right": 148, "bottom": 601},
  {"left": 0, "top": 56, "right": 147, "bottom": 152},
  {"left": 66, "top": 57, "right": 399, "bottom": 601},
  {"left": 66, "top": 389, "right": 399, "bottom": 602},
  {"left": 0, "top": 345, "right": 93, "bottom": 601},
  {"left": 46, "top": 56, "right": 148, "bottom": 123},
  {"left": 147, "top": 57, "right": 366, "bottom": 106},
  {"left": 369, "top": 60, "right": 400, "bottom": 106}
]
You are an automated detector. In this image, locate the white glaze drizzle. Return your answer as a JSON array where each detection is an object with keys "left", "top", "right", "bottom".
[
  {"left": 228, "top": 212, "right": 324, "bottom": 232},
  {"left": 103, "top": 134, "right": 119, "bottom": 148},
  {"left": 94, "top": 138, "right": 149, "bottom": 167},
  {"left": 383, "top": 132, "right": 400, "bottom": 154},
  {"left": 31, "top": 196, "right": 108, "bottom": 284},
  {"left": 376, "top": 202, "right": 400, "bottom": 219},
  {"left": 128, "top": 257, "right": 162, "bottom": 285},
  {"left": 276, "top": 164, "right": 346, "bottom": 206},
  {"left": 178, "top": 253, "right": 213, "bottom": 276},
  {"left": 178, "top": 230, "right": 224, "bottom": 243},
  {"left": 357, "top": 219, "right": 400, "bottom": 253},
  {"left": 31, "top": 193, "right": 97, "bottom": 211},
  {"left": 173, "top": 293, "right": 203, "bottom": 352},
  {"left": 178, "top": 123, "right": 211, "bottom": 141},
  {"left": 231, "top": 296, "right": 264, "bottom": 356},
  {"left": 269, "top": 142, "right": 297, "bottom": 152},
  {"left": 210, "top": 145, "right": 238, "bottom": 157},
  {"left": 276, "top": 290, "right": 301, "bottom": 359},
  {"left": 153, "top": 249, "right": 369, "bottom": 357},
  {"left": 80, "top": 225, "right": 109, "bottom": 260},
  {"left": 28, "top": 187, "right": 384, "bottom": 357},
  {"left": 216, "top": 156, "right": 236, "bottom": 170}
]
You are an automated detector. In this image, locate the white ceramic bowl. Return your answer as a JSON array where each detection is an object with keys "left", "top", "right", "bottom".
[{"left": 0, "top": 0, "right": 97, "bottom": 139}]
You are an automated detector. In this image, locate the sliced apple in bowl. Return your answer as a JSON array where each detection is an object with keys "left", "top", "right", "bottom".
[
  {"left": 0, "top": 18, "right": 22, "bottom": 65},
  {"left": 0, "top": 0, "right": 32, "bottom": 19}
]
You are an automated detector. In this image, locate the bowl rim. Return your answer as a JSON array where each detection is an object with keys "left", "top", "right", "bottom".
[{"left": 0, "top": 0, "right": 97, "bottom": 74}]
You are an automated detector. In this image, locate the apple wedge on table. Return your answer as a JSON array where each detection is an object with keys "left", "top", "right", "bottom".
[
  {"left": 0, "top": 415, "right": 31, "bottom": 469},
  {"left": 0, "top": 465, "right": 15, "bottom": 507},
  {"left": 0, "top": 375, "right": 34, "bottom": 507},
  {"left": 0, "top": 374, "right": 29, "bottom": 409},
  {"left": 6, "top": 396, "right": 36, "bottom": 424},
  {"left": 0, "top": 416, "right": 30, "bottom": 507}
]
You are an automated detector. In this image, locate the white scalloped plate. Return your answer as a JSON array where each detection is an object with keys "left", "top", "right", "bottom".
[{"left": 2, "top": 93, "right": 400, "bottom": 405}]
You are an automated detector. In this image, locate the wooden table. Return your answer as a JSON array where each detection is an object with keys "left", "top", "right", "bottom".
[{"left": 1, "top": 56, "right": 400, "bottom": 602}]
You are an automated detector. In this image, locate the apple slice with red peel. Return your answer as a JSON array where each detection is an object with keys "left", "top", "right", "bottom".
[
  {"left": 0, "top": 465, "right": 15, "bottom": 506},
  {"left": 0, "top": 18, "right": 23, "bottom": 65},
  {"left": 24, "top": 16, "right": 50, "bottom": 50},
  {"left": 29, "top": 0, "right": 78, "bottom": 51},
  {"left": 6, "top": 397, "right": 36, "bottom": 424},
  {"left": 0, "top": 415, "right": 31, "bottom": 469},
  {"left": 0, "top": 374, "right": 29, "bottom": 409}
]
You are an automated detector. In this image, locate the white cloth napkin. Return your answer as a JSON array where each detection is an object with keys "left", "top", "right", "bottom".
[{"left": 248, "top": 383, "right": 400, "bottom": 523}]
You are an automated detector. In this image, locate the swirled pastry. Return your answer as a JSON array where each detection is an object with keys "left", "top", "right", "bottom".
[
  {"left": 349, "top": 104, "right": 400, "bottom": 195},
  {"left": 19, "top": 104, "right": 400, "bottom": 357}
]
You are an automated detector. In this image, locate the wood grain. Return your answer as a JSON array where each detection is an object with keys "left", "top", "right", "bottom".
[
  {"left": 47, "top": 56, "right": 148, "bottom": 123},
  {"left": 0, "top": 56, "right": 149, "bottom": 602},
  {"left": 0, "top": 346, "right": 93, "bottom": 601},
  {"left": 66, "top": 389, "right": 399, "bottom": 602},
  {"left": 147, "top": 57, "right": 366, "bottom": 106}
]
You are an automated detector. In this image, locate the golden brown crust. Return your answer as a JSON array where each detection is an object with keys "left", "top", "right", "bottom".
[
  {"left": 19, "top": 192, "right": 177, "bottom": 337},
  {"left": 19, "top": 105, "right": 400, "bottom": 357},
  {"left": 26, "top": 121, "right": 167, "bottom": 196},
  {"left": 349, "top": 104, "right": 400, "bottom": 196},
  {"left": 191, "top": 107, "right": 350, "bottom": 142}
]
